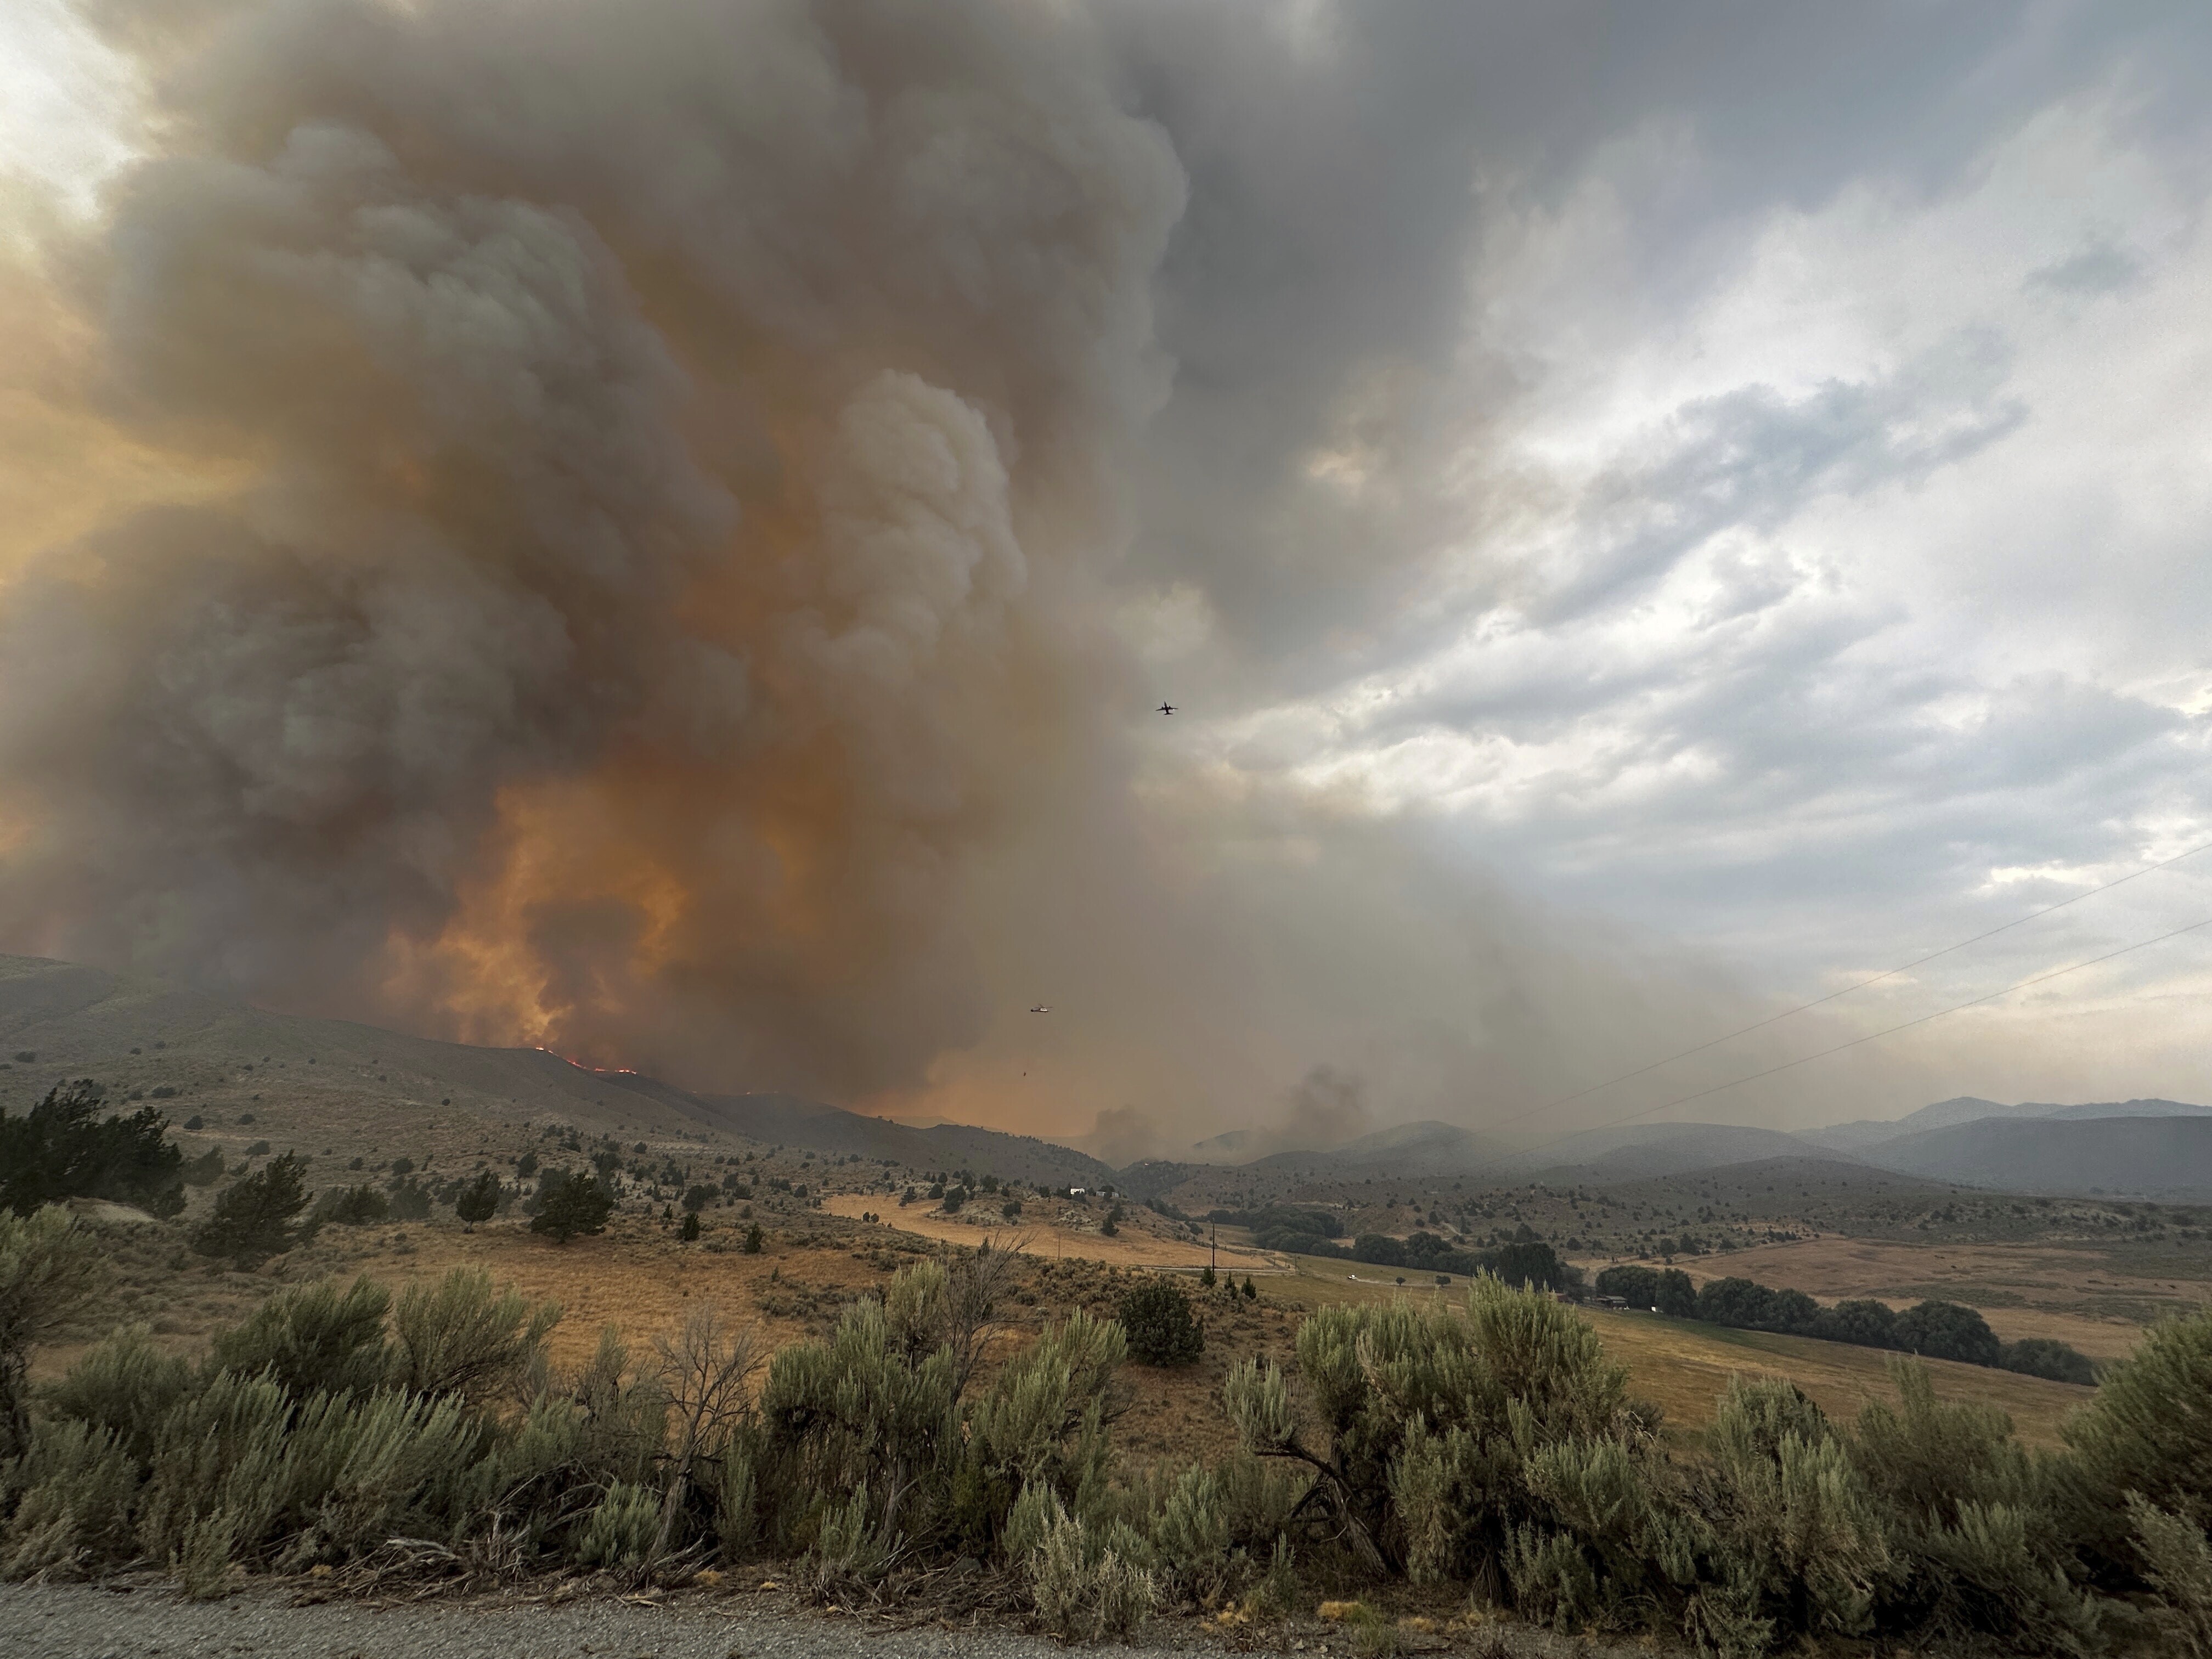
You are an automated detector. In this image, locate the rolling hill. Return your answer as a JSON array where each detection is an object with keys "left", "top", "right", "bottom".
[
  {"left": 0, "top": 953, "right": 1114, "bottom": 1188},
  {"left": 1497, "top": 1121, "right": 1863, "bottom": 1182},
  {"left": 1800, "top": 1094, "right": 2212, "bottom": 1152},
  {"left": 1857, "top": 1114, "right": 2212, "bottom": 1199}
]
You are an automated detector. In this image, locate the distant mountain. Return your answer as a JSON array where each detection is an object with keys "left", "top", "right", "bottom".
[
  {"left": 1801, "top": 1095, "right": 2212, "bottom": 1151},
  {"left": 1497, "top": 1121, "right": 1863, "bottom": 1182},
  {"left": 1859, "top": 1115, "right": 2212, "bottom": 1199},
  {"left": 1189, "top": 1128, "right": 1262, "bottom": 1159},
  {"left": 2029, "top": 1097, "right": 2212, "bottom": 1122}
]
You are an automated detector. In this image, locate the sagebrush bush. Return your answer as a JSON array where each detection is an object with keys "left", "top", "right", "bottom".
[
  {"left": 8, "top": 1249, "right": 2212, "bottom": 1655},
  {"left": 2061, "top": 1307, "right": 2212, "bottom": 1579},
  {"left": 210, "top": 1277, "right": 392, "bottom": 1398},
  {"left": 2129, "top": 1496, "right": 2212, "bottom": 1658},
  {"left": 390, "top": 1267, "right": 560, "bottom": 1407},
  {"left": 0, "top": 1206, "right": 104, "bottom": 1461},
  {"left": 1023, "top": 1485, "right": 1158, "bottom": 1640}
]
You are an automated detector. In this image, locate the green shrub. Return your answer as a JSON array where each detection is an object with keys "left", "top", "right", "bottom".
[
  {"left": 43, "top": 1323, "right": 193, "bottom": 1464},
  {"left": 1853, "top": 1361, "right": 2095, "bottom": 1652},
  {"left": 2061, "top": 1307, "right": 2212, "bottom": 1579},
  {"left": 0, "top": 1080, "right": 185, "bottom": 1219},
  {"left": 2001, "top": 1339, "right": 2097, "bottom": 1386},
  {"left": 1230, "top": 1276, "right": 1641, "bottom": 1593},
  {"left": 388, "top": 1267, "right": 560, "bottom": 1408},
  {"left": 1699, "top": 1377, "right": 1890, "bottom": 1643},
  {"left": 1892, "top": 1300, "right": 2001, "bottom": 1367},
  {"left": 1118, "top": 1278, "right": 1203, "bottom": 1367},
  {"left": 210, "top": 1277, "right": 392, "bottom": 1398},
  {"left": 2129, "top": 1496, "right": 2212, "bottom": 1657},
  {"left": 455, "top": 1171, "right": 500, "bottom": 1231},
  {"left": 529, "top": 1170, "right": 612, "bottom": 1243},
  {"left": 1023, "top": 1486, "right": 1158, "bottom": 1640},
  {"left": 0, "top": 1417, "right": 140, "bottom": 1578},
  {"left": 0, "top": 1205, "right": 104, "bottom": 1462},
  {"left": 310, "top": 1184, "right": 389, "bottom": 1228},
  {"left": 193, "top": 1154, "right": 311, "bottom": 1267},
  {"left": 576, "top": 1480, "right": 661, "bottom": 1570}
]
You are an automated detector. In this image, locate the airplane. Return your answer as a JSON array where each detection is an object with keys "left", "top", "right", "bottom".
[
  {"left": 1158, "top": 702, "right": 1176, "bottom": 715},
  {"left": 1029, "top": 1004, "right": 1051, "bottom": 1013}
]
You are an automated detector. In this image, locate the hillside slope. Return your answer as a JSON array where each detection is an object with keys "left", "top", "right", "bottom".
[
  {"left": 0, "top": 954, "right": 1111, "bottom": 1187},
  {"left": 1860, "top": 1114, "right": 2212, "bottom": 1199}
]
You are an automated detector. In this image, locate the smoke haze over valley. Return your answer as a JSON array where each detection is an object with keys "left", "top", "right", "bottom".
[{"left": 6, "top": 1, "right": 2212, "bottom": 1160}]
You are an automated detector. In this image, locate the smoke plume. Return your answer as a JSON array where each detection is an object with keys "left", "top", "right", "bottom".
[
  {"left": 1, "top": 0, "right": 1189, "bottom": 1099},
  {"left": 1, "top": 0, "right": 1972, "bottom": 1154}
]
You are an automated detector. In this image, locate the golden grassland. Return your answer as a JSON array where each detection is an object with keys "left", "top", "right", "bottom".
[
  {"left": 37, "top": 1201, "right": 2108, "bottom": 1472},
  {"left": 821, "top": 1191, "right": 1289, "bottom": 1272}
]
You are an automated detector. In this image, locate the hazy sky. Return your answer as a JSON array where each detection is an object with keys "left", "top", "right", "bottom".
[{"left": 4, "top": 1, "right": 2210, "bottom": 1155}]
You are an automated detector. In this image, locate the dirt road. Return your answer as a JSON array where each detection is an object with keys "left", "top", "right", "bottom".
[{"left": 821, "top": 1194, "right": 1290, "bottom": 1273}]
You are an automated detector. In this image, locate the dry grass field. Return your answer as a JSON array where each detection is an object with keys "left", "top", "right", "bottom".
[
  {"left": 1657, "top": 1235, "right": 2212, "bottom": 1359},
  {"left": 1260, "top": 1249, "right": 2095, "bottom": 1449},
  {"left": 822, "top": 1192, "right": 1288, "bottom": 1272}
]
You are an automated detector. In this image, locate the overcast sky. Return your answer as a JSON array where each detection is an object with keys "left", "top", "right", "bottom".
[
  {"left": 1102, "top": 2, "right": 2212, "bottom": 1106},
  {"left": 4, "top": 1, "right": 2211, "bottom": 1149}
]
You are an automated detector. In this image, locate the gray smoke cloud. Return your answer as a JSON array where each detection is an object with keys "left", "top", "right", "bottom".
[
  {"left": 12, "top": 0, "right": 2145, "bottom": 1155},
  {"left": 0, "top": 0, "right": 1189, "bottom": 1105}
]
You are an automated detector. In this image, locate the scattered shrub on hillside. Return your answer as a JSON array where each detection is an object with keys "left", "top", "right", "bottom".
[
  {"left": 681, "top": 1183, "right": 718, "bottom": 1214},
  {"left": 454, "top": 1171, "right": 500, "bottom": 1231},
  {"left": 680, "top": 1211, "right": 702, "bottom": 1242},
  {"left": 0, "top": 1081, "right": 186, "bottom": 1218},
  {"left": 310, "top": 1184, "right": 389, "bottom": 1228},
  {"left": 529, "top": 1169, "right": 613, "bottom": 1243},
  {"left": 387, "top": 1176, "right": 433, "bottom": 1222},
  {"left": 1119, "top": 1279, "right": 1203, "bottom": 1367},
  {"left": 191, "top": 1154, "right": 311, "bottom": 1268},
  {"left": 742, "top": 1223, "right": 765, "bottom": 1254}
]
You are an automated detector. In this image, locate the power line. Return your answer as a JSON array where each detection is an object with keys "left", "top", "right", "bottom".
[
  {"left": 1489, "top": 836, "right": 2212, "bottom": 1134},
  {"left": 1506, "top": 911, "right": 2212, "bottom": 1165}
]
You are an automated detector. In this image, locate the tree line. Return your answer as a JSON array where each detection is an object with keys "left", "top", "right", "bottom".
[{"left": 1594, "top": 1265, "right": 2098, "bottom": 1384}]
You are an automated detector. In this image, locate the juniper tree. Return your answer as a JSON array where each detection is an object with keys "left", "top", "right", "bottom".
[
  {"left": 193, "top": 1153, "right": 311, "bottom": 1267},
  {"left": 455, "top": 1170, "right": 500, "bottom": 1232}
]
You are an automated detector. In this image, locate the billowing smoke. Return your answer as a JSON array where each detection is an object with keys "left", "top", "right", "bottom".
[
  {"left": 0, "top": 0, "right": 1966, "bottom": 1153},
  {"left": 1, "top": 0, "right": 1184, "bottom": 1099}
]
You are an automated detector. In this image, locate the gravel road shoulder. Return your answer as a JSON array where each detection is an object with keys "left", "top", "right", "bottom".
[{"left": 1, "top": 1579, "right": 1236, "bottom": 1659}]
